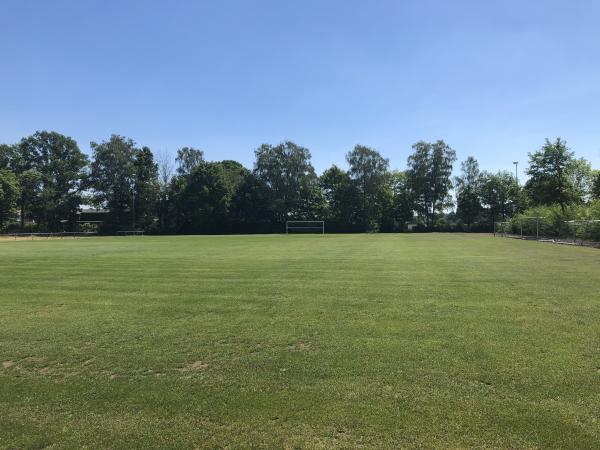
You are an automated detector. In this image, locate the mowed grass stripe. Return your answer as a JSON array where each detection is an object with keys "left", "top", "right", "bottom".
[{"left": 1, "top": 234, "right": 599, "bottom": 448}]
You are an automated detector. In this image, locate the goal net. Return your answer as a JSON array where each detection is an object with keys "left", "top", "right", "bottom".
[
  {"left": 286, "top": 220, "right": 324, "bottom": 234},
  {"left": 493, "top": 221, "right": 512, "bottom": 237},
  {"left": 559, "top": 220, "right": 600, "bottom": 246},
  {"left": 519, "top": 216, "right": 548, "bottom": 240}
]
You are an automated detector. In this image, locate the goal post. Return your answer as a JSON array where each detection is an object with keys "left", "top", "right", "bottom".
[{"left": 285, "top": 220, "right": 325, "bottom": 234}]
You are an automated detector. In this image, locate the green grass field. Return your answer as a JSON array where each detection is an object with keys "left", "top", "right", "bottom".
[{"left": 1, "top": 234, "right": 599, "bottom": 449}]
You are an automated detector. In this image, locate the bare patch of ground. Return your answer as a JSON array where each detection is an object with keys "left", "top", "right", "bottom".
[
  {"left": 2, "top": 357, "right": 55, "bottom": 374},
  {"left": 178, "top": 361, "right": 209, "bottom": 372},
  {"left": 287, "top": 342, "right": 312, "bottom": 352}
]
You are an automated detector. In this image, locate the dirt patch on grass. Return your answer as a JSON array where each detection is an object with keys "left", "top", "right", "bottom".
[
  {"left": 287, "top": 342, "right": 312, "bottom": 352},
  {"left": 142, "top": 369, "right": 165, "bottom": 377},
  {"left": 22, "top": 356, "right": 51, "bottom": 373},
  {"left": 23, "top": 356, "right": 46, "bottom": 364},
  {"left": 178, "top": 361, "right": 209, "bottom": 372},
  {"left": 189, "top": 361, "right": 209, "bottom": 371},
  {"left": 2, "top": 356, "right": 56, "bottom": 374}
]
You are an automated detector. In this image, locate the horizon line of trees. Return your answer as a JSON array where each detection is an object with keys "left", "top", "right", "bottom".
[{"left": 1, "top": 131, "right": 599, "bottom": 234}]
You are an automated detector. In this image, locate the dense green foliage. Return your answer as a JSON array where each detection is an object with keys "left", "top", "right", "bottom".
[
  {"left": 1, "top": 234, "right": 599, "bottom": 448},
  {"left": 592, "top": 170, "right": 600, "bottom": 200},
  {"left": 346, "top": 145, "right": 391, "bottom": 231},
  {"left": 88, "top": 135, "right": 140, "bottom": 230},
  {"left": 0, "top": 132, "right": 598, "bottom": 233},
  {"left": 169, "top": 162, "right": 230, "bottom": 233},
  {"left": 407, "top": 140, "right": 457, "bottom": 228},
  {"left": 0, "top": 170, "right": 20, "bottom": 228},
  {"left": 525, "top": 138, "right": 592, "bottom": 211},
  {"left": 254, "top": 141, "right": 324, "bottom": 224},
  {"left": 2, "top": 132, "right": 88, "bottom": 231},
  {"left": 454, "top": 156, "right": 481, "bottom": 228},
  {"left": 174, "top": 147, "right": 204, "bottom": 176}
]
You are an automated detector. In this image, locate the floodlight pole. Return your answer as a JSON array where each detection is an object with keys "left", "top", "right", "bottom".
[{"left": 513, "top": 161, "right": 519, "bottom": 185}]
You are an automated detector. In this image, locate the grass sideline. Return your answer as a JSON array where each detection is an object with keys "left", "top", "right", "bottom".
[{"left": 1, "top": 234, "right": 599, "bottom": 448}]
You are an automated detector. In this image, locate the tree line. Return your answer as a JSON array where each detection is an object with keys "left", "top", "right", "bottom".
[{"left": 1, "top": 131, "right": 599, "bottom": 233}]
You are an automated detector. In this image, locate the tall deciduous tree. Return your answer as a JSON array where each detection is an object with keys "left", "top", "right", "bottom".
[
  {"left": 389, "top": 170, "right": 414, "bottom": 231},
  {"left": 217, "top": 160, "right": 250, "bottom": 197},
  {"left": 0, "top": 170, "right": 20, "bottom": 229},
  {"left": 479, "top": 171, "right": 519, "bottom": 227},
  {"left": 592, "top": 171, "right": 600, "bottom": 200},
  {"left": 568, "top": 157, "right": 594, "bottom": 201},
  {"left": 156, "top": 150, "right": 174, "bottom": 230},
  {"left": 0, "top": 144, "right": 17, "bottom": 170},
  {"left": 230, "top": 172, "right": 275, "bottom": 233},
  {"left": 254, "top": 141, "right": 322, "bottom": 222},
  {"left": 320, "top": 165, "right": 359, "bottom": 232},
  {"left": 454, "top": 156, "right": 482, "bottom": 229},
  {"left": 346, "top": 145, "right": 390, "bottom": 231},
  {"left": 170, "top": 162, "right": 229, "bottom": 233},
  {"left": 175, "top": 147, "right": 204, "bottom": 176},
  {"left": 16, "top": 170, "right": 42, "bottom": 229},
  {"left": 407, "top": 140, "right": 457, "bottom": 228},
  {"left": 89, "top": 135, "right": 138, "bottom": 228},
  {"left": 525, "top": 138, "right": 590, "bottom": 211},
  {"left": 1, "top": 143, "right": 37, "bottom": 229},
  {"left": 133, "top": 147, "right": 159, "bottom": 229},
  {"left": 18, "top": 131, "right": 88, "bottom": 230}
]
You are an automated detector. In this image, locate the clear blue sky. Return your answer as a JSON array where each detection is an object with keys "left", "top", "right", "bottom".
[{"left": 2, "top": 0, "right": 599, "bottom": 178}]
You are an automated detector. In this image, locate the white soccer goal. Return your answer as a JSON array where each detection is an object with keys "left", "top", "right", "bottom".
[
  {"left": 285, "top": 220, "right": 324, "bottom": 234},
  {"left": 520, "top": 216, "right": 546, "bottom": 240},
  {"left": 493, "top": 221, "right": 511, "bottom": 237},
  {"left": 495, "top": 217, "right": 547, "bottom": 240}
]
